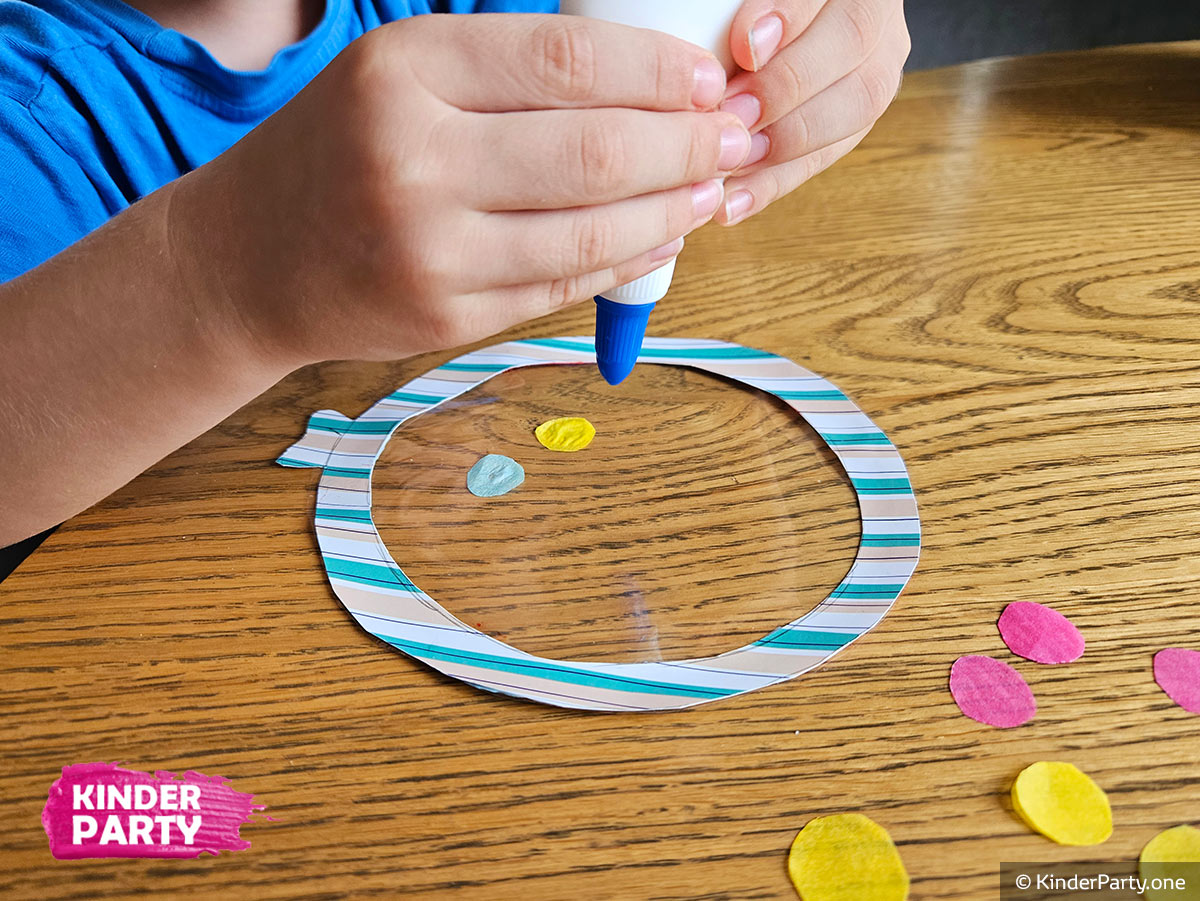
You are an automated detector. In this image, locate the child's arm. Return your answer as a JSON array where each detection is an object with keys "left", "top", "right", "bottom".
[
  {"left": 0, "top": 178, "right": 283, "bottom": 547},
  {"left": 0, "top": 15, "right": 746, "bottom": 546}
]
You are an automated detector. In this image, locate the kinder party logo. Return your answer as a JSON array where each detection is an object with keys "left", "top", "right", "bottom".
[{"left": 42, "top": 762, "right": 264, "bottom": 859}]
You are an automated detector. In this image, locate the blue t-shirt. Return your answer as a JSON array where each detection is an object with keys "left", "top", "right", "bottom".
[{"left": 0, "top": 0, "right": 555, "bottom": 280}]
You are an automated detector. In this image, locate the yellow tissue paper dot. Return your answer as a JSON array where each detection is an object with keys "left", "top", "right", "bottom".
[
  {"left": 1011, "top": 761, "right": 1112, "bottom": 846},
  {"left": 787, "top": 813, "right": 909, "bottom": 901},
  {"left": 535, "top": 416, "right": 596, "bottom": 452},
  {"left": 1140, "top": 825, "right": 1200, "bottom": 901}
]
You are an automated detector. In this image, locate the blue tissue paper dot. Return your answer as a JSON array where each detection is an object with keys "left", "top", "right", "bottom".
[{"left": 466, "top": 454, "right": 525, "bottom": 498}]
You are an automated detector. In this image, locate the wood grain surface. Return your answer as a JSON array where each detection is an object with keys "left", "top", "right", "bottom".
[{"left": 3, "top": 41, "right": 1200, "bottom": 900}]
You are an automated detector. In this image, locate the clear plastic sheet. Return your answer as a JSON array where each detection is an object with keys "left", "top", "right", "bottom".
[{"left": 371, "top": 362, "right": 861, "bottom": 665}]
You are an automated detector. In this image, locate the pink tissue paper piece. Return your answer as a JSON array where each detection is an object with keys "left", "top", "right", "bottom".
[
  {"left": 997, "top": 601, "right": 1085, "bottom": 664},
  {"left": 1154, "top": 648, "right": 1200, "bottom": 715},
  {"left": 950, "top": 655, "right": 1037, "bottom": 728},
  {"left": 42, "top": 762, "right": 264, "bottom": 859}
]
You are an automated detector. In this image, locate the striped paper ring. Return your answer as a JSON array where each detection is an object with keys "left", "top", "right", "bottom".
[{"left": 279, "top": 337, "right": 921, "bottom": 711}]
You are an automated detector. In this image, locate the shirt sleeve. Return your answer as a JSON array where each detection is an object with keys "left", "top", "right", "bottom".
[
  {"left": 0, "top": 94, "right": 109, "bottom": 283},
  {"left": 441, "top": 0, "right": 559, "bottom": 12}
]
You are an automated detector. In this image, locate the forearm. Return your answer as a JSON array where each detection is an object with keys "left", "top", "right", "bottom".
[
  {"left": 0, "top": 12, "right": 749, "bottom": 548},
  {"left": 0, "top": 172, "right": 292, "bottom": 545}
]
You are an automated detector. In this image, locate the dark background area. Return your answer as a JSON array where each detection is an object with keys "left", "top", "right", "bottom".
[
  {"left": 3, "top": 0, "right": 1200, "bottom": 581},
  {"left": 906, "top": 0, "right": 1200, "bottom": 69}
]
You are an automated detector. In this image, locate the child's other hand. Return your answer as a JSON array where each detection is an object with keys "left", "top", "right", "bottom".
[
  {"left": 715, "top": 0, "right": 909, "bottom": 225},
  {"left": 178, "top": 14, "right": 749, "bottom": 365}
]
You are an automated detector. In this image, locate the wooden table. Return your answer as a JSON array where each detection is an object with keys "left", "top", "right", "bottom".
[{"left": 4, "top": 41, "right": 1199, "bottom": 900}]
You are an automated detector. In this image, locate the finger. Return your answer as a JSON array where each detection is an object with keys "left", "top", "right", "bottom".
[
  {"left": 727, "top": 0, "right": 826, "bottom": 73},
  {"left": 454, "top": 241, "right": 688, "bottom": 338},
  {"left": 715, "top": 126, "right": 870, "bottom": 226},
  {"left": 459, "top": 109, "right": 748, "bottom": 211},
  {"left": 459, "top": 180, "right": 723, "bottom": 290},
  {"left": 724, "top": 0, "right": 903, "bottom": 131},
  {"left": 730, "top": 32, "right": 907, "bottom": 174},
  {"left": 390, "top": 14, "right": 728, "bottom": 112}
]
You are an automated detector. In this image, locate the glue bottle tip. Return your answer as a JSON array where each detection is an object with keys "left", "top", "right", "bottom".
[{"left": 594, "top": 296, "right": 654, "bottom": 386}]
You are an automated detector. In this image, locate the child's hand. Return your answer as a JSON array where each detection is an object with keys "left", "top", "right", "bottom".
[
  {"left": 177, "top": 14, "right": 749, "bottom": 365},
  {"left": 715, "top": 0, "right": 910, "bottom": 225}
]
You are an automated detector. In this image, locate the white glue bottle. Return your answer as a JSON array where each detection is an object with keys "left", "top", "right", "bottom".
[{"left": 557, "top": 0, "right": 743, "bottom": 385}]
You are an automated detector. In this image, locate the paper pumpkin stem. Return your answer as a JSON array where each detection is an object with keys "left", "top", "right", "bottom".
[{"left": 276, "top": 410, "right": 354, "bottom": 470}]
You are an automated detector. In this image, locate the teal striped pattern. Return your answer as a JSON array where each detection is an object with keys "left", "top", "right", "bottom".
[
  {"left": 831, "top": 582, "right": 906, "bottom": 600},
  {"left": 775, "top": 389, "right": 849, "bottom": 401},
  {"left": 308, "top": 416, "right": 398, "bottom": 435},
  {"left": 438, "top": 362, "right": 513, "bottom": 373},
  {"left": 850, "top": 477, "right": 913, "bottom": 495},
  {"left": 521, "top": 337, "right": 777, "bottom": 360},
  {"left": 277, "top": 337, "right": 920, "bottom": 712},
  {"left": 755, "top": 628, "right": 857, "bottom": 651},
  {"left": 325, "top": 557, "right": 418, "bottom": 592},
  {"left": 861, "top": 533, "right": 921, "bottom": 547},
  {"left": 315, "top": 506, "right": 373, "bottom": 524},
  {"left": 387, "top": 390, "right": 445, "bottom": 405},
  {"left": 375, "top": 634, "right": 738, "bottom": 699},
  {"left": 321, "top": 465, "right": 371, "bottom": 480},
  {"left": 820, "top": 431, "right": 892, "bottom": 446}
]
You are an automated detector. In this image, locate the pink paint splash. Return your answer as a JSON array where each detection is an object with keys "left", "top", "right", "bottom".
[
  {"left": 1154, "top": 648, "right": 1200, "bottom": 715},
  {"left": 42, "top": 762, "right": 264, "bottom": 859},
  {"left": 949, "top": 655, "right": 1037, "bottom": 728},
  {"left": 997, "top": 601, "right": 1085, "bottom": 664}
]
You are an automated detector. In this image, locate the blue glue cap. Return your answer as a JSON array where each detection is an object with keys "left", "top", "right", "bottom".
[{"left": 594, "top": 258, "right": 677, "bottom": 386}]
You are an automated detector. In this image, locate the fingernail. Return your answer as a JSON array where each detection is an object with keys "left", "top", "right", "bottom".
[
  {"left": 718, "top": 126, "right": 751, "bottom": 171},
  {"left": 649, "top": 237, "right": 685, "bottom": 262},
  {"left": 692, "top": 57, "right": 726, "bottom": 108},
  {"left": 691, "top": 179, "right": 724, "bottom": 221},
  {"left": 741, "top": 132, "right": 770, "bottom": 168},
  {"left": 749, "top": 14, "right": 784, "bottom": 71},
  {"left": 720, "top": 92, "right": 762, "bottom": 131},
  {"left": 723, "top": 189, "right": 754, "bottom": 225}
]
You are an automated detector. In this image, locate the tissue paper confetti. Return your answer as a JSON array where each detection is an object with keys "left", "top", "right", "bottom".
[
  {"left": 1140, "top": 825, "right": 1200, "bottom": 901},
  {"left": 466, "top": 454, "right": 525, "bottom": 498},
  {"left": 1154, "top": 648, "right": 1200, "bottom": 714},
  {"left": 535, "top": 417, "right": 596, "bottom": 452},
  {"left": 949, "top": 655, "right": 1036, "bottom": 728},
  {"left": 997, "top": 601, "right": 1085, "bottom": 664},
  {"left": 787, "top": 813, "right": 909, "bottom": 901},
  {"left": 1011, "top": 761, "right": 1112, "bottom": 846}
]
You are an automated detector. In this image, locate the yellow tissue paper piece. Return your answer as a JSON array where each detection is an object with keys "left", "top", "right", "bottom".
[
  {"left": 535, "top": 416, "right": 596, "bottom": 452},
  {"left": 787, "top": 813, "right": 909, "bottom": 901},
  {"left": 1011, "top": 761, "right": 1112, "bottom": 846},
  {"left": 1140, "top": 825, "right": 1200, "bottom": 901}
]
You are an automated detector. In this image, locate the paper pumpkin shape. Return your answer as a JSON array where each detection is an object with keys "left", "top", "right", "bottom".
[{"left": 278, "top": 337, "right": 922, "bottom": 711}]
